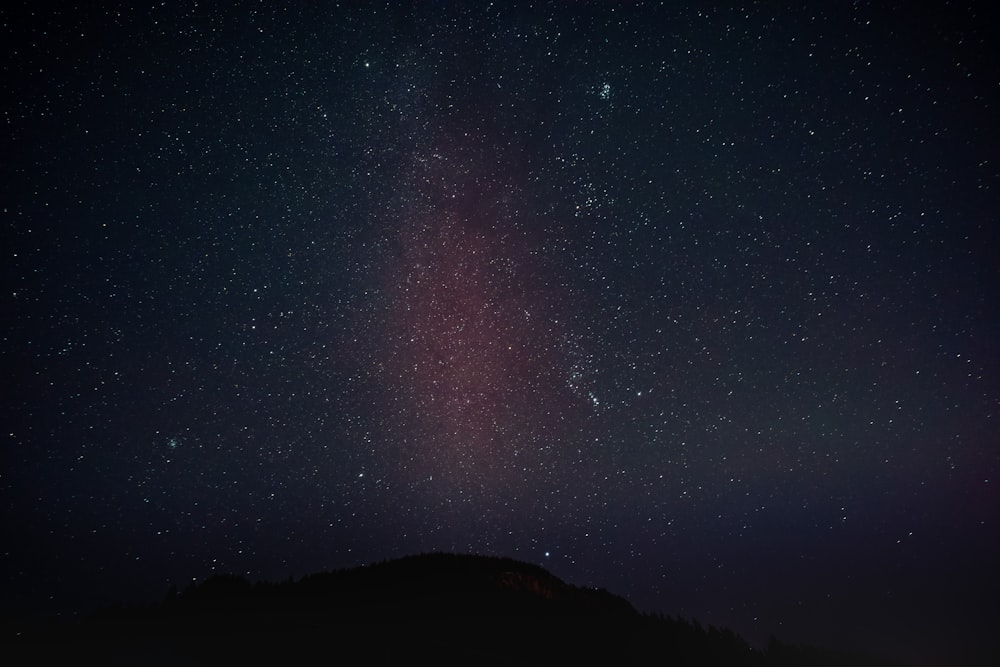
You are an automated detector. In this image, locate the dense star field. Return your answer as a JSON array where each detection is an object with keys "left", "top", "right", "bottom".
[{"left": 2, "top": 2, "right": 997, "bottom": 665}]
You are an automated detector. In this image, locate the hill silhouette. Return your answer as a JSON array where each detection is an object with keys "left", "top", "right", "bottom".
[{"left": 5, "top": 552, "right": 906, "bottom": 666}]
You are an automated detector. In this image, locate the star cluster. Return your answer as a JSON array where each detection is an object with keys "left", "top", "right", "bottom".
[{"left": 2, "top": 3, "right": 997, "bottom": 666}]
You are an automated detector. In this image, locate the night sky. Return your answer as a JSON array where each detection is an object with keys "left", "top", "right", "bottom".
[{"left": 3, "top": 2, "right": 998, "bottom": 666}]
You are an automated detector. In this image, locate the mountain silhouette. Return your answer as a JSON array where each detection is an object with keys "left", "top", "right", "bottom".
[{"left": 5, "top": 552, "right": 906, "bottom": 666}]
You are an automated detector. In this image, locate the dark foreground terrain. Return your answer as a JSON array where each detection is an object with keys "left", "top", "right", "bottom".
[{"left": 5, "top": 552, "right": 905, "bottom": 666}]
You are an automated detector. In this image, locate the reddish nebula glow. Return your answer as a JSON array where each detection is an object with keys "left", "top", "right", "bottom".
[{"left": 374, "top": 135, "right": 575, "bottom": 496}]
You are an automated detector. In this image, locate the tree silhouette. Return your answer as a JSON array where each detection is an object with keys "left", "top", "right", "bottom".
[{"left": 4, "top": 552, "right": 908, "bottom": 667}]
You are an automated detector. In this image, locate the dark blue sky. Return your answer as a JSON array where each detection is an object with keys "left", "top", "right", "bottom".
[{"left": 3, "top": 3, "right": 997, "bottom": 666}]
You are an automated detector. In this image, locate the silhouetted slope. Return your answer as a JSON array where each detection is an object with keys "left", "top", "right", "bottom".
[{"left": 4, "top": 552, "right": 907, "bottom": 667}]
